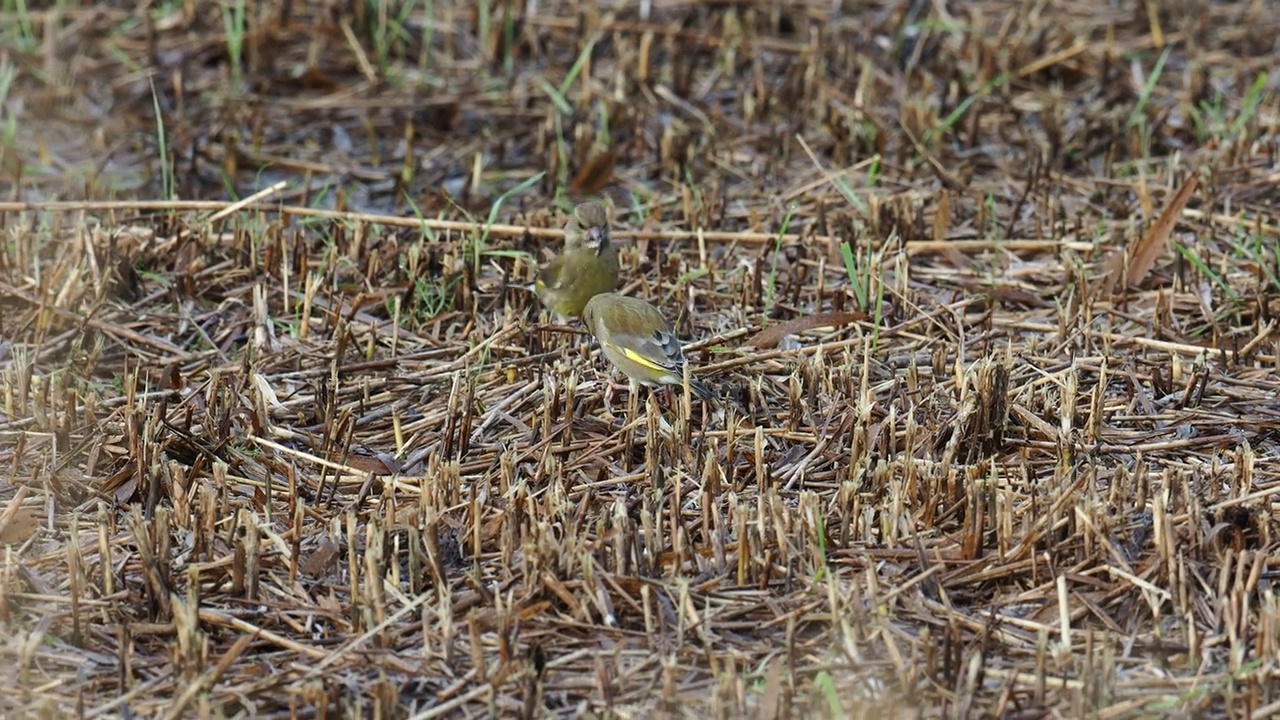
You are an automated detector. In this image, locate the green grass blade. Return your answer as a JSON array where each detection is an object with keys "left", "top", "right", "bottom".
[{"left": 1128, "top": 46, "right": 1172, "bottom": 128}]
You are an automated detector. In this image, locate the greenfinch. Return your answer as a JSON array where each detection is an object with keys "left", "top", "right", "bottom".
[
  {"left": 534, "top": 201, "right": 620, "bottom": 320},
  {"left": 582, "top": 292, "right": 715, "bottom": 400}
]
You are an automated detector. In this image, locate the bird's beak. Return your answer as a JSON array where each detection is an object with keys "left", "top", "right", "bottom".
[{"left": 585, "top": 226, "right": 607, "bottom": 252}]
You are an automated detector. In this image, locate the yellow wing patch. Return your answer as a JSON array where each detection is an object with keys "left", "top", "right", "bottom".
[{"left": 619, "top": 345, "right": 670, "bottom": 373}]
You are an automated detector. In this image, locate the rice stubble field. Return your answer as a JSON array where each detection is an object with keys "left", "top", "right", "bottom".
[{"left": 2, "top": 1, "right": 1280, "bottom": 717}]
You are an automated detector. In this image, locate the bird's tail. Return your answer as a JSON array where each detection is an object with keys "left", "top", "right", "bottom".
[{"left": 686, "top": 377, "right": 716, "bottom": 401}]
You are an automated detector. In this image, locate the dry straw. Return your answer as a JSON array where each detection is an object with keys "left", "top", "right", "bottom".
[{"left": 2, "top": 0, "right": 1280, "bottom": 717}]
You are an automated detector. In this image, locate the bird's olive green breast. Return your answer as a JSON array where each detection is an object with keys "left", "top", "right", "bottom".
[{"left": 537, "top": 246, "right": 620, "bottom": 317}]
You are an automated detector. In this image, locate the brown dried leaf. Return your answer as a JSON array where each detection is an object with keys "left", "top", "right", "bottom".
[
  {"left": 933, "top": 191, "right": 951, "bottom": 241},
  {"left": 0, "top": 488, "right": 38, "bottom": 544},
  {"left": 345, "top": 454, "right": 396, "bottom": 475},
  {"left": 1099, "top": 174, "right": 1198, "bottom": 294},
  {"left": 567, "top": 148, "right": 616, "bottom": 196},
  {"left": 101, "top": 462, "right": 139, "bottom": 504},
  {"left": 952, "top": 278, "right": 1052, "bottom": 308},
  {"left": 288, "top": 65, "right": 338, "bottom": 91},
  {"left": 758, "top": 655, "right": 785, "bottom": 720},
  {"left": 743, "top": 311, "right": 866, "bottom": 349},
  {"left": 300, "top": 538, "right": 340, "bottom": 577}
]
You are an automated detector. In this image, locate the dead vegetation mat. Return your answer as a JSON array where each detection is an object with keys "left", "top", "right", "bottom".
[{"left": 3, "top": 1, "right": 1280, "bottom": 717}]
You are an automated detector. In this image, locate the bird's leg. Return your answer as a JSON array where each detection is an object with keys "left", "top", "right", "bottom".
[
  {"left": 602, "top": 376, "right": 617, "bottom": 420},
  {"left": 659, "top": 385, "right": 676, "bottom": 405},
  {"left": 602, "top": 373, "right": 632, "bottom": 423},
  {"left": 625, "top": 379, "right": 640, "bottom": 425},
  {"left": 647, "top": 385, "right": 676, "bottom": 410}
]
